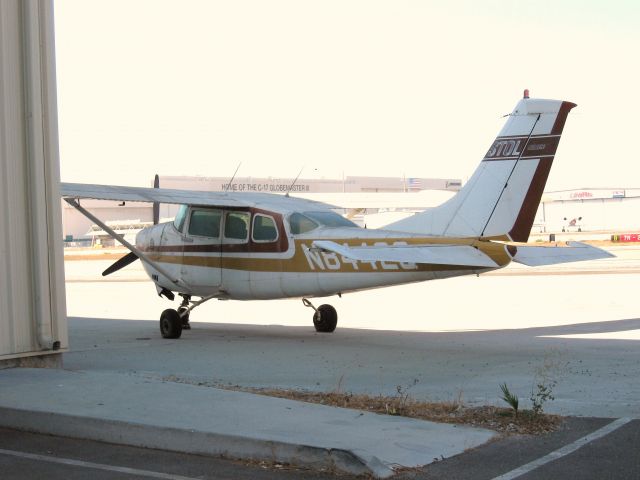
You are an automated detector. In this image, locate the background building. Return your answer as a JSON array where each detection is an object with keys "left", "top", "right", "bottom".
[
  {"left": 159, "top": 174, "right": 461, "bottom": 194},
  {"left": 61, "top": 174, "right": 461, "bottom": 242},
  {"left": 63, "top": 171, "right": 640, "bottom": 244},
  {"left": 535, "top": 189, "right": 640, "bottom": 234}
]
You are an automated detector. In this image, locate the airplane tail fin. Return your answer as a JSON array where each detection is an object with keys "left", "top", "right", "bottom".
[{"left": 386, "top": 93, "right": 576, "bottom": 241}]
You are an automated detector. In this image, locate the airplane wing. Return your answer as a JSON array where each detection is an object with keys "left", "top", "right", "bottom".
[
  {"left": 60, "top": 182, "right": 336, "bottom": 210},
  {"left": 511, "top": 242, "right": 614, "bottom": 266},
  {"left": 60, "top": 182, "right": 335, "bottom": 283},
  {"left": 311, "top": 240, "right": 499, "bottom": 268},
  {"left": 61, "top": 182, "right": 247, "bottom": 206}
]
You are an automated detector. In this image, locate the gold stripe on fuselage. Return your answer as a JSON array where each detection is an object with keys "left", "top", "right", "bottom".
[{"left": 145, "top": 237, "right": 511, "bottom": 274}]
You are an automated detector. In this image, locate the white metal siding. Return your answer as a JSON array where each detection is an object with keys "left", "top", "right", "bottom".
[{"left": 0, "top": 0, "right": 67, "bottom": 360}]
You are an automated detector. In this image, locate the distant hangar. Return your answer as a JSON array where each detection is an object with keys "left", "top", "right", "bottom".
[
  {"left": 60, "top": 176, "right": 640, "bottom": 244},
  {"left": 61, "top": 174, "right": 461, "bottom": 243},
  {"left": 535, "top": 188, "right": 640, "bottom": 233}
]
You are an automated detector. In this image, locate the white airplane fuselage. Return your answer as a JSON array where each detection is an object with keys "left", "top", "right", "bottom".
[{"left": 136, "top": 214, "right": 511, "bottom": 301}]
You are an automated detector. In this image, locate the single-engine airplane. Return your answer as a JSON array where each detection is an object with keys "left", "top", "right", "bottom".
[{"left": 62, "top": 92, "right": 613, "bottom": 338}]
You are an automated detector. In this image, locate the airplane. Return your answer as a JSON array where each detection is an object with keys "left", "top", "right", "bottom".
[{"left": 61, "top": 92, "right": 613, "bottom": 338}]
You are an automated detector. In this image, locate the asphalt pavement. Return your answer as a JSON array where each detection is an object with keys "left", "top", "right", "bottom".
[
  {"left": 1, "top": 418, "right": 638, "bottom": 479},
  {"left": 1, "top": 251, "right": 638, "bottom": 478},
  {"left": 0, "top": 367, "right": 494, "bottom": 478}
]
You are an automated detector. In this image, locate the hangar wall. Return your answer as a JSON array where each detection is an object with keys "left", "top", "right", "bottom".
[{"left": 0, "top": 0, "right": 67, "bottom": 364}]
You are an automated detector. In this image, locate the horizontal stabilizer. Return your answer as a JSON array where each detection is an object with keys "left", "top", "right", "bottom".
[
  {"left": 512, "top": 242, "right": 614, "bottom": 266},
  {"left": 311, "top": 240, "right": 499, "bottom": 268}
]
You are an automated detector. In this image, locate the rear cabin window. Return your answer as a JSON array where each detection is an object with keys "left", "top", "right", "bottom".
[
  {"left": 188, "top": 209, "right": 222, "bottom": 238},
  {"left": 224, "top": 211, "right": 250, "bottom": 242},
  {"left": 252, "top": 214, "right": 278, "bottom": 242},
  {"left": 288, "top": 213, "right": 319, "bottom": 235}
]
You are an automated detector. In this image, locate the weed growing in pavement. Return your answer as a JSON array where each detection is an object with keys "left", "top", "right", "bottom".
[
  {"left": 158, "top": 372, "right": 561, "bottom": 435},
  {"left": 332, "top": 373, "right": 346, "bottom": 394},
  {"left": 531, "top": 380, "right": 556, "bottom": 416},
  {"left": 385, "top": 378, "right": 419, "bottom": 415},
  {"left": 499, "top": 382, "right": 519, "bottom": 417},
  {"left": 529, "top": 348, "right": 569, "bottom": 416},
  {"left": 448, "top": 388, "right": 465, "bottom": 412}
]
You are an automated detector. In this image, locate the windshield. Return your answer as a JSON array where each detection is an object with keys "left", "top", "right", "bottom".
[
  {"left": 288, "top": 210, "right": 358, "bottom": 235},
  {"left": 173, "top": 205, "right": 188, "bottom": 232},
  {"left": 303, "top": 211, "right": 358, "bottom": 228},
  {"left": 289, "top": 213, "right": 319, "bottom": 235}
]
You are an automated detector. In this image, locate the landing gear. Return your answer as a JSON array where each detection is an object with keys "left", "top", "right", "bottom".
[
  {"left": 303, "top": 299, "right": 338, "bottom": 333},
  {"left": 160, "top": 309, "right": 182, "bottom": 339},
  {"left": 158, "top": 293, "right": 217, "bottom": 339},
  {"left": 178, "top": 294, "right": 191, "bottom": 330}
]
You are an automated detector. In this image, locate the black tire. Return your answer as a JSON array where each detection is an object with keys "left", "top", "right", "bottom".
[
  {"left": 313, "top": 304, "right": 338, "bottom": 333},
  {"left": 160, "top": 309, "right": 182, "bottom": 339}
]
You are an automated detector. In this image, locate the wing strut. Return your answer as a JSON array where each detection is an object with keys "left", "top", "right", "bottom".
[{"left": 64, "top": 198, "right": 188, "bottom": 288}]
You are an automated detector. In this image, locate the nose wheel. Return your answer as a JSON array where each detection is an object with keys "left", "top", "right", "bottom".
[
  {"left": 160, "top": 309, "right": 182, "bottom": 339},
  {"left": 303, "top": 299, "right": 338, "bottom": 333}
]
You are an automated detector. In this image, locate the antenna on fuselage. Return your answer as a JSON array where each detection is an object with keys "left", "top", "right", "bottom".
[
  {"left": 226, "top": 162, "right": 242, "bottom": 192},
  {"left": 285, "top": 167, "right": 304, "bottom": 197}
]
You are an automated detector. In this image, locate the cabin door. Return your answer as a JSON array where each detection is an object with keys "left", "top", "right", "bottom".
[
  {"left": 180, "top": 207, "right": 223, "bottom": 293},
  {"left": 219, "top": 210, "right": 251, "bottom": 293}
]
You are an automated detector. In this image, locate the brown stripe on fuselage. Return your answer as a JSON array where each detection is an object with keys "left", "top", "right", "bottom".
[
  {"left": 148, "top": 242, "right": 284, "bottom": 254},
  {"left": 148, "top": 238, "right": 511, "bottom": 273}
]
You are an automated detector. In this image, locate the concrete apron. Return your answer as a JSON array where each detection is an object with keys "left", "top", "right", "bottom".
[{"left": 0, "top": 369, "right": 495, "bottom": 478}]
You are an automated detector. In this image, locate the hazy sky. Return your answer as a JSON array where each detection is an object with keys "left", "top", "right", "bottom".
[{"left": 54, "top": 0, "right": 640, "bottom": 191}]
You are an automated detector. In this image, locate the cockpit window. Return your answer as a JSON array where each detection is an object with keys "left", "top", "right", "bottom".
[
  {"left": 252, "top": 214, "right": 278, "bottom": 242},
  {"left": 224, "top": 211, "right": 250, "bottom": 241},
  {"left": 288, "top": 213, "right": 319, "bottom": 235},
  {"left": 188, "top": 209, "right": 222, "bottom": 238},
  {"left": 173, "top": 205, "right": 188, "bottom": 232},
  {"left": 303, "top": 211, "right": 358, "bottom": 228}
]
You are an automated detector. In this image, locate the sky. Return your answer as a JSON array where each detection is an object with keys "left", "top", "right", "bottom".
[{"left": 54, "top": 0, "right": 640, "bottom": 191}]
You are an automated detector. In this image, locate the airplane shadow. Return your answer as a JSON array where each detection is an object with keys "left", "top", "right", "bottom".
[
  {"left": 510, "top": 317, "right": 640, "bottom": 337},
  {"left": 67, "top": 316, "right": 640, "bottom": 345}
]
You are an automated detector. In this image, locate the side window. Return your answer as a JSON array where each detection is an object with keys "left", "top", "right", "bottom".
[
  {"left": 188, "top": 209, "right": 222, "bottom": 238},
  {"left": 289, "top": 212, "right": 318, "bottom": 235},
  {"left": 224, "top": 211, "right": 250, "bottom": 242},
  {"left": 252, "top": 214, "right": 278, "bottom": 243},
  {"left": 173, "top": 205, "right": 188, "bottom": 232}
]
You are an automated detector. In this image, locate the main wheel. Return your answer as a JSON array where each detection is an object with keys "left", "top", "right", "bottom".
[
  {"left": 313, "top": 304, "right": 338, "bottom": 333},
  {"left": 160, "top": 309, "right": 183, "bottom": 339}
]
